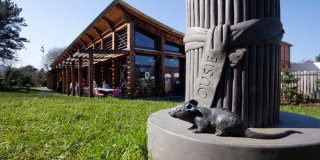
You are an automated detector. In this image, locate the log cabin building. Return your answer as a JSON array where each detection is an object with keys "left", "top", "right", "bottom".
[{"left": 47, "top": 0, "right": 185, "bottom": 98}]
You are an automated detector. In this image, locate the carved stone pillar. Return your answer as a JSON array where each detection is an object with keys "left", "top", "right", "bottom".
[{"left": 185, "top": 0, "right": 281, "bottom": 127}]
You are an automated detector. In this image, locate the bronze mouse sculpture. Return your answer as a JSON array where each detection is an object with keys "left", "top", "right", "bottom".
[{"left": 169, "top": 99, "right": 301, "bottom": 139}]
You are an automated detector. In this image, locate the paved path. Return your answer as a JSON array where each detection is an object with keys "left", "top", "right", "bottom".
[{"left": 31, "top": 87, "right": 55, "bottom": 94}]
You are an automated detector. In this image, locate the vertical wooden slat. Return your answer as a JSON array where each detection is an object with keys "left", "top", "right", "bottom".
[
  {"left": 71, "top": 61, "right": 76, "bottom": 96},
  {"left": 78, "top": 57, "right": 83, "bottom": 96},
  {"left": 88, "top": 53, "right": 94, "bottom": 98},
  {"left": 66, "top": 64, "right": 70, "bottom": 95},
  {"left": 127, "top": 21, "right": 135, "bottom": 99},
  {"left": 62, "top": 65, "right": 65, "bottom": 94}
]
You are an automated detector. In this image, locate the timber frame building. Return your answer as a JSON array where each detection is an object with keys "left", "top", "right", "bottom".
[{"left": 47, "top": 0, "right": 185, "bottom": 98}]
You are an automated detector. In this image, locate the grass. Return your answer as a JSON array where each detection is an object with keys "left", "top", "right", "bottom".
[
  {"left": 0, "top": 88, "right": 319, "bottom": 159},
  {"left": 281, "top": 105, "right": 320, "bottom": 119},
  {"left": 0, "top": 88, "right": 176, "bottom": 159}
]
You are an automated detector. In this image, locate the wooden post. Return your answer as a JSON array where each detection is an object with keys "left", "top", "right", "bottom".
[
  {"left": 127, "top": 21, "right": 135, "bottom": 99},
  {"left": 186, "top": 0, "right": 281, "bottom": 127},
  {"left": 78, "top": 57, "right": 83, "bottom": 96},
  {"left": 102, "top": 61, "right": 107, "bottom": 82},
  {"left": 88, "top": 52, "right": 94, "bottom": 98},
  {"left": 159, "top": 37, "right": 166, "bottom": 97},
  {"left": 61, "top": 65, "right": 65, "bottom": 94},
  {"left": 111, "top": 30, "right": 117, "bottom": 89},
  {"left": 66, "top": 64, "right": 70, "bottom": 95},
  {"left": 71, "top": 61, "right": 76, "bottom": 96}
]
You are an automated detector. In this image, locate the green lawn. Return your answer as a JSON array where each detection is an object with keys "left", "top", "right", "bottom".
[
  {"left": 281, "top": 105, "right": 320, "bottom": 119},
  {"left": 0, "top": 89, "right": 175, "bottom": 159},
  {"left": 0, "top": 88, "right": 319, "bottom": 159}
]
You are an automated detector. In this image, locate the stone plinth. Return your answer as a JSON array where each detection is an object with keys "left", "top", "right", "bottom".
[{"left": 147, "top": 109, "right": 320, "bottom": 160}]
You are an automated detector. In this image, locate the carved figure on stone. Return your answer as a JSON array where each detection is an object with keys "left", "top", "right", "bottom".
[
  {"left": 184, "top": 18, "right": 284, "bottom": 108},
  {"left": 169, "top": 100, "right": 301, "bottom": 139}
]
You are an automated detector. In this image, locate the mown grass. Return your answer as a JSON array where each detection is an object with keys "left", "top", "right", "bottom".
[
  {"left": 0, "top": 89, "right": 176, "bottom": 159},
  {"left": 1, "top": 88, "right": 320, "bottom": 159},
  {"left": 281, "top": 105, "right": 320, "bottom": 119}
]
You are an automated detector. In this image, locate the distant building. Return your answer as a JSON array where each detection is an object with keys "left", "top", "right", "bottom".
[
  {"left": 48, "top": 1, "right": 184, "bottom": 98},
  {"left": 291, "top": 60, "right": 320, "bottom": 72},
  {"left": 280, "top": 41, "right": 292, "bottom": 70}
]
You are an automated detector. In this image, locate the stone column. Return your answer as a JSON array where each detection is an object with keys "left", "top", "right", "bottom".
[{"left": 185, "top": 0, "right": 281, "bottom": 127}]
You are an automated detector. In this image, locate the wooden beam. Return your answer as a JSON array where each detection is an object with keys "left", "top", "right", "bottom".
[
  {"left": 85, "top": 33, "right": 95, "bottom": 44},
  {"left": 103, "top": 17, "right": 114, "bottom": 31},
  {"left": 116, "top": 6, "right": 131, "bottom": 22},
  {"left": 79, "top": 38, "right": 87, "bottom": 47},
  {"left": 134, "top": 49, "right": 161, "bottom": 56},
  {"left": 93, "top": 26, "right": 103, "bottom": 39},
  {"left": 78, "top": 48, "right": 129, "bottom": 54},
  {"left": 74, "top": 43, "right": 81, "bottom": 49},
  {"left": 164, "top": 52, "right": 186, "bottom": 58}
]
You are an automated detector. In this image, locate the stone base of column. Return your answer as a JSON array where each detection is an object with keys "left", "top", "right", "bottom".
[{"left": 147, "top": 109, "right": 320, "bottom": 160}]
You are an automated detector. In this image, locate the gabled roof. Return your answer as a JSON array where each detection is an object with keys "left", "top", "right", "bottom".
[
  {"left": 291, "top": 60, "right": 320, "bottom": 72},
  {"left": 51, "top": 0, "right": 184, "bottom": 68}
]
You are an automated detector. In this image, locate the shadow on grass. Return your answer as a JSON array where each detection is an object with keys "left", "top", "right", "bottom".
[{"left": 0, "top": 86, "right": 31, "bottom": 93}]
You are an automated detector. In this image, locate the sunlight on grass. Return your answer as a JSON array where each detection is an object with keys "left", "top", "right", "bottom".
[
  {"left": 281, "top": 105, "right": 320, "bottom": 119},
  {"left": 0, "top": 90, "right": 176, "bottom": 159}
]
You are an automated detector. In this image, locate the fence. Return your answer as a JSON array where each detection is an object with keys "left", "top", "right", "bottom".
[{"left": 281, "top": 71, "right": 320, "bottom": 102}]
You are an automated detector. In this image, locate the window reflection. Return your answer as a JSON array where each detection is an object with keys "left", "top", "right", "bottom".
[
  {"left": 165, "top": 58, "right": 180, "bottom": 95},
  {"left": 135, "top": 55, "right": 157, "bottom": 97},
  {"left": 135, "top": 30, "right": 159, "bottom": 50},
  {"left": 165, "top": 43, "right": 180, "bottom": 53}
]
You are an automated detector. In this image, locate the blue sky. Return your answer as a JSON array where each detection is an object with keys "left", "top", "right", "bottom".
[{"left": 14, "top": 0, "right": 320, "bottom": 69}]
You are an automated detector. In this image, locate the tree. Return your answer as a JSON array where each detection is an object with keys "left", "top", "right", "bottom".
[
  {"left": 0, "top": 0, "right": 29, "bottom": 60},
  {"left": 37, "top": 68, "right": 46, "bottom": 86},
  {"left": 2, "top": 64, "right": 43, "bottom": 87},
  {"left": 281, "top": 68, "right": 300, "bottom": 104},
  {"left": 316, "top": 54, "right": 320, "bottom": 62},
  {"left": 43, "top": 47, "right": 65, "bottom": 70}
]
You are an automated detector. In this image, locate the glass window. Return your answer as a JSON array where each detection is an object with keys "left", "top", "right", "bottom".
[
  {"left": 135, "top": 30, "right": 159, "bottom": 50},
  {"left": 165, "top": 43, "right": 181, "bottom": 53},
  {"left": 135, "top": 55, "right": 157, "bottom": 97},
  {"left": 165, "top": 58, "right": 181, "bottom": 95}
]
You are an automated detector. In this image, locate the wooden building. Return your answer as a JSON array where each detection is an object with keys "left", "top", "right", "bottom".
[
  {"left": 47, "top": 0, "right": 185, "bottom": 98},
  {"left": 280, "top": 41, "right": 292, "bottom": 70}
]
